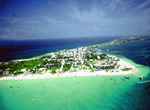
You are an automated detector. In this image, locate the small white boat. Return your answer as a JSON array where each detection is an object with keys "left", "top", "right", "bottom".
[{"left": 139, "top": 76, "right": 143, "bottom": 80}]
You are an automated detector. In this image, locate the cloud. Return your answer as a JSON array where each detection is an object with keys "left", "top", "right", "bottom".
[
  {"left": 101, "top": 0, "right": 132, "bottom": 11},
  {"left": 94, "top": 27, "right": 100, "bottom": 31},
  {"left": 140, "top": 7, "right": 150, "bottom": 14},
  {"left": 0, "top": 27, "right": 30, "bottom": 40},
  {"left": 108, "top": 0, "right": 123, "bottom": 10},
  {"left": 0, "top": 0, "right": 150, "bottom": 40},
  {"left": 115, "top": 0, "right": 133, "bottom": 12},
  {"left": 136, "top": 0, "right": 150, "bottom": 10},
  {"left": 0, "top": 17, "right": 41, "bottom": 24},
  {"left": 42, "top": 16, "right": 63, "bottom": 24},
  {"left": 70, "top": 7, "right": 103, "bottom": 23}
]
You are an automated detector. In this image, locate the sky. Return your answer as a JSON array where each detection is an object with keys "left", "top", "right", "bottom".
[{"left": 0, "top": 0, "right": 150, "bottom": 40}]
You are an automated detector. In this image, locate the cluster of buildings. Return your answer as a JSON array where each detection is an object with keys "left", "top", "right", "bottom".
[{"left": 0, "top": 47, "right": 121, "bottom": 76}]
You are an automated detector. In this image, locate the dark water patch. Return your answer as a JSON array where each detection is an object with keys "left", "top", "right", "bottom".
[
  {"left": 124, "top": 82, "right": 150, "bottom": 110},
  {"left": 114, "top": 79, "right": 116, "bottom": 83},
  {"left": 100, "top": 40, "right": 150, "bottom": 67},
  {"left": 115, "top": 102, "right": 126, "bottom": 110},
  {"left": 101, "top": 105, "right": 116, "bottom": 110}
]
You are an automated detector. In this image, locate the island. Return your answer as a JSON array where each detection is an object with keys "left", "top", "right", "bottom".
[{"left": 1, "top": 36, "right": 149, "bottom": 80}]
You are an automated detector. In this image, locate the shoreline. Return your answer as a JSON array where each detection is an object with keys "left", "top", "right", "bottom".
[
  {"left": 0, "top": 69, "right": 138, "bottom": 81},
  {"left": 0, "top": 58, "right": 138, "bottom": 81}
]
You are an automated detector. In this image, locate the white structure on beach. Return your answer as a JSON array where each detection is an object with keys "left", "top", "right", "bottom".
[{"left": 21, "top": 69, "right": 27, "bottom": 72}]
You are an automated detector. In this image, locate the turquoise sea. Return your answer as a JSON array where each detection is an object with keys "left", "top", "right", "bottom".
[{"left": 0, "top": 40, "right": 150, "bottom": 110}]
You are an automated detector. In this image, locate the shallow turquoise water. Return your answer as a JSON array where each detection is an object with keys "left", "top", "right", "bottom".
[{"left": 0, "top": 57, "right": 150, "bottom": 110}]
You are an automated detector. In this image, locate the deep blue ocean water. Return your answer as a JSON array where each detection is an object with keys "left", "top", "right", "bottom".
[
  {"left": 100, "top": 40, "right": 150, "bottom": 67},
  {"left": 0, "top": 36, "right": 120, "bottom": 62}
]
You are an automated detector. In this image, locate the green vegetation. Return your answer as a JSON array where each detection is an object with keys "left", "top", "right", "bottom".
[
  {"left": 51, "top": 68, "right": 56, "bottom": 74},
  {"left": 102, "top": 66, "right": 115, "bottom": 72},
  {"left": 56, "top": 54, "right": 63, "bottom": 59},
  {"left": 116, "top": 59, "right": 120, "bottom": 61},
  {"left": 0, "top": 59, "right": 41, "bottom": 74},
  {"left": 99, "top": 54, "right": 107, "bottom": 60},
  {"left": 88, "top": 61, "right": 97, "bottom": 64},
  {"left": 63, "top": 63, "right": 72, "bottom": 72},
  {"left": 84, "top": 61, "right": 90, "bottom": 66},
  {"left": 0, "top": 56, "right": 62, "bottom": 76},
  {"left": 41, "top": 55, "right": 52, "bottom": 59},
  {"left": 47, "top": 60, "right": 61, "bottom": 69},
  {"left": 121, "top": 68, "right": 132, "bottom": 71},
  {"left": 76, "top": 61, "right": 81, "bottom": 65},
  {"left": 102, "top": 62, "right": 105, "bottom": 65}
]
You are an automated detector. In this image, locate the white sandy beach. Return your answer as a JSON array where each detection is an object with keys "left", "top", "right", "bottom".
[{"left": 0, "top": 58, "right": 138, "bottom": 81}]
